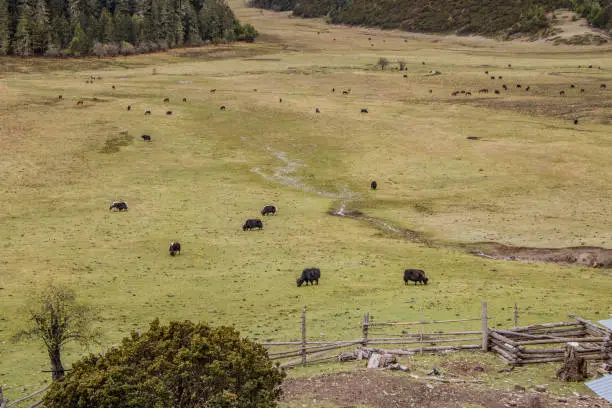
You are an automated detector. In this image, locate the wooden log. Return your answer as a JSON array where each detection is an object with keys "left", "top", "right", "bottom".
[
  {"left": 569, "top": 315, "right": 608, "bottom": 336},
  {"left": 367, "top": 331, "right": 482, "bottom": 339},
  {"left": 280, "top": 349, "right": 340, "bottom": 368},
  {"left": 494, "top": 353, "right": 518, "bottom": 365},
  {"left": 269, "top": 343, "right": 355, "bottom": 360},
  {"left": 489, "top": 331, "right": 518, "bottom": 346},
  {"left": 511, "top": 322, "right": 583, "bottom": 332},
  {"left": 366, "top": 337, "right": 481, "bottom": 346},
  {"left": 267, "top": 340, "right": 362, "bottom": 355},
  {"left": 301, "top": 307, "right": 306, "bottom": 367},
  {"left": 368, "top": 317, "right": 484, "bottom": 327},
  {"left": 362, "top": 344, "right": 481, "bottom": 355},
  {"left": 482, "top": 301, "right": 489, "bottom": 351},
  {"left": 492, "top": 345, "right": 518, "bottom": 362},
  {"left": 362, "top": 312, "right": 369, "bottom": 347},
  {"left": 263, "top": 340, "right": 361, "bottom": 346},
  {"left": 494, "top": 329, "right": 585, "bottom": 341},
  {"left": 519, "top": 354, "right": 604, "bottom": 365},
  {"left": 514, "top": 337, "right": 605, "bottom": 346},
  {"left": 519, "top": 348, "right": 565, "bottom": 354},
  {"left": 6, "top": 385, "right": 50, "bottom": 408},
  {"left": 367, "top": 353, "right": 382, "bottom": 369}
]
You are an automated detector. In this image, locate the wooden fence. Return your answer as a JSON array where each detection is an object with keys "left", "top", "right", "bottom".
[
  {"left": 262, "top": 302, "right": 490, "bottom": 368},
  {"left": 489, "top": 314, "right": 612, "bottom": 366},
  {"left": 262, "top": 303, "right": 611, "bottom": 369}
]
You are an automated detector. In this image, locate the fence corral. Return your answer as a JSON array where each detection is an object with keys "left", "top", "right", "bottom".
[{"left": 262, "top": 302, "right": 612, "bottom": 371}]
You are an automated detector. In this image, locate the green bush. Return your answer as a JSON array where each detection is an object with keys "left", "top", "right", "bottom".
[{"left": 43, "top": 319, "right": 285, "bottom": 408}]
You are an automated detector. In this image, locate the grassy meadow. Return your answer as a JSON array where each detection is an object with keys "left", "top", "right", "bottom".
[{"left": 1, "top": 1, "right": 611, "bottom": 401}]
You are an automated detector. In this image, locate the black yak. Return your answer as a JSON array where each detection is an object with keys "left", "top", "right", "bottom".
[
  {"left": 404, "top": 269, "right": 428, "bottom": 285},
  {"left": 243, "top": 219, "right": 263, "bottom": 231},
  {"left": 169, "top": 242, "right": 181, "bottom": 256},
  {"left": 297, "top": 268, "right": 321, "bottom": 287}
]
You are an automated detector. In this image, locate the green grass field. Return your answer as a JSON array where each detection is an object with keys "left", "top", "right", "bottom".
[{"left": 1, "top": 1, "right": 611, "bottom": 402}]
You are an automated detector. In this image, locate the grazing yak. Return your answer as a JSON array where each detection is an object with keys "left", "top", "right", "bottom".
[
  {"left": 58, "top": 95, "right": 63, "bottom": 100},
  {"left": 145, "top": 110, "right": 151, "bottom": 115},
  {"left": 361, "top": 108, "right": 368, "bottom": 113},
  {"left": 297, "top": 268, "right": 321, "bottom": 287},
  {"left": 315, "top": 107, "right": 320, "bottom": 113},
  {"left": 141, "top": 135, "right": 151, "bottom": 141},
  {"left": 127, "top": 105, "right": 131, "bottom": 111},
  {"left": 261, "top": 205, "right": 276, "bottom": 216},
  {"left": 371, "top": 181, "right": 377, "bottom": 190},
  {"left": 169, "top": 242, "right": 181, "bottom": 256},
  {"left": 404, "top": 269, "right": 428, "bottom": 285},
  {"left": 183, "top": 98, "right": 187, "bottom": 102},
  {"left": 76, "top": 100, "right": 84, "bottom": 106},
  {"left": 109, "top": 201, "right": 128, "bottom": 211},
  {"left": 163, "top": 98, "right": 170, "bottom": 103},
  {"left": 166, "top": 111, "right": 172, "bottom": 115},
  {"left": 243, "top": 219, "right": 263, "bottom": 231},
  {"left": 220, "top": 105, "right": 226, "bottom": 111}
]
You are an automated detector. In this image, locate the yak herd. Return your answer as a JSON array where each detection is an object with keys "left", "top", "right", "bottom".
[{"left": 90, "top": 64, "right": 606, "bottom": 291}]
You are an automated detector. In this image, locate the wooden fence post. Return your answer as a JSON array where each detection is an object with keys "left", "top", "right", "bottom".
[
  {"left": 602, "top": 333, "right": 612, "bottom": 373},
  {"left": 0, "top": 386, "right": 6, "bottom": 408},
  {"left": 513, "top": 303, "right": 519, "bottom": 329},
  {"left": 419, "top": 307, "right": 424, "bottom": 355},
  {"left": 362, "top": 312, "right": 369, "bottom": 347},
  {"left": 301, "top": 307, "right": 307, "bottom": 366},
  {"left": 481, "top": 300, "right": 489, "bottom": 351}
]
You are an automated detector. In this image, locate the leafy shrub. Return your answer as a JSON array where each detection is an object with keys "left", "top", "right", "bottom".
[
  {"left": 92, "top": 42, "right": 106, "bottom": 57},
  {"left": 120, "top": 41, "right": 136, "bottom": 55},
  {"left": 103, "top": 43, "right": 119, "bottom": 56},
  {"left": 43, "top": 319, "right": 285, "bottom": 408}
]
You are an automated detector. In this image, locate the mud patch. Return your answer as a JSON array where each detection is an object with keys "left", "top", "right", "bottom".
[
  {"left": 469, "top": 242, "right": 612, "bottom": 268},
  {"left": 281, "top": 371, "right": 606, "bottom": 408}
]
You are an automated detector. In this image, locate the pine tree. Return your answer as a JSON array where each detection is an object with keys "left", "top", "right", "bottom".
[
  {"left": 99, "top": 7, "right": 113, "bottom": 42},
  {"left": 181, "top": 0, "right": 199, "bottom": 44},
  {"left": 13, "top": 0, "right": 31, "bottom": 56},
  {"left": 68, "top": 21, "right": 87, "bottom": 55},
  {"left": 0, "top": 0, "right": 9, "bottom": 55},
  {"left": 30, "top": 0, "right": 50, "bottom": 54}
]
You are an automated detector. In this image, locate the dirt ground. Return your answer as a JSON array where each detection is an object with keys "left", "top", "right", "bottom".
[{"left": 282, "top": 370, "right": 612, "bottom": 408}]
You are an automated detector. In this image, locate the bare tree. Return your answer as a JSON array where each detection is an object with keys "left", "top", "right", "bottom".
[
  {"left": 17, "top": 284, "right": 100, "bottom": 381},
  {"left": 377, "top": 57, "right": 389, "bottom": 70}
]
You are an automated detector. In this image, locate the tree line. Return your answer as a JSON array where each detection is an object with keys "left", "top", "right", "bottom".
[
  {"left": 0, "top": 0, "right": 258, "bottom": 57},
  {"left": 247, "top": 0, "right": 611, "bottom": 36}
]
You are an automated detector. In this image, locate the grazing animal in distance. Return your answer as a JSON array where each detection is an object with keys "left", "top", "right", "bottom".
[
  {"left": 525, "top": 86, "right": 530, "bottom": 91},
  {"left": 332, "top": 88, "right": 335, "bottom": 93},
  {"left": 560, "top": 90, "right": 565, "bottom": 96},
  {"left": 498, "top": 76, "right": 502, "bottom": 79},
  {"left": 112, "top": 85, "right": 115, "bottom": 89},
  {"left": 516, "top": 84, "right": 521, "bottom": 88},
  {"left": 601, "top": 84, "right": 607, "bottom": 89},
  {"left": 279, "top": 98, "right": 282, "bottom": 103},
  {"left": 76, "top": 100, "right": 84, "bottom": 106},
  {"left": 315, "top": 107, "right": 320, "bottom": 113},
  {"left": 297, "top": 268, "right": 321, "bottom": 287},
  {"left": 403, "top": 74, "right": 407, "bottom": 78},
  {"left": 141, "top": 135, "right": 151, "bottom": 141},
  {"left": 429, "top": 89, "right": 432, "bottom": 93},
  {"left": 502, "top": 84, "right": 508, "bottom": 90},
  {"left": 570, "top": 84, "right": 575, "bottom": 88},
  {"left": 220, "top": 105, "right": 226, "bottom": 111},
  {"left": 109, "top": 201, "right": 128, "bottom": 211},
  {"left": 466, "top": 91, "right": 472, "bottom": 96},
  {"left": 261, "top": 205, "right": 276, "bottom": 216},
  {"left": 467, "top": 136, "right": 480, "bottom": 140},
  {"left": 127, "top": 105, "right": 131, "bottom": 111},
  {"left": 573, "top": 119, "right": 578, "bottom": 125},
  {"left": 183, "top": 98, "right": 187, "bottom": 102},
  {"left": 494, "top": 90, "right": 500, "bottom": 94},
  {"left": 166, "top": 111, "right": 172, "bottom": 115},
  {"left": 485, "top": 71, "right": 489, "bottom": 74},
  {"left": 58, "top": 95, "right": 63, "bottom": 100},
  {"left": 210, "top": 89, "right": 216, "bottom": 93},
  {"left": 361, "top": 108, "right": 368, "bottom": 113},
  {"left": 169, "top": 242, "right": 181, "bottom": 256},
  {"left": 145, "top": 110, "right": 151, "bottom": 115},
  {"left": 243, "top": 219, "right": 263, "bottom": 231},
  {"left": 580, "top": 88, "right": 585, "bottom": 93},
  {"left": 404, "top": 269, "right": 428, "bottom": 285},
  {"left": 490, "top": 76, "right": 495, "bottom": 80},
  {"left": 163, "top": 98, "right": 170, "bottom": 103},
  {"left": 371, "top": 181, "right": 377, "bottom": 190}
]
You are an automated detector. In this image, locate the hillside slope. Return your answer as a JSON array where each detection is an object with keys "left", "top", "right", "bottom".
[{"left": 248, "top": 0, "right": 612, "bottom": 38}]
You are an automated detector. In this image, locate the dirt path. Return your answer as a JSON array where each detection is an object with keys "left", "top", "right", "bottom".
[{"left": 282, "top": 371, "right": 611, "bottom": 408}]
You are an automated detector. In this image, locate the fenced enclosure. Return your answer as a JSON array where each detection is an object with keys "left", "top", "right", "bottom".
[{"left": 262, "top": 302, "right": 612, "bottom": 369}]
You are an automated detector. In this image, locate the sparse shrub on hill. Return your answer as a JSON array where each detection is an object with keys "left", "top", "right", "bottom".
[
  {"left": 249, "top": 0, "right": 611, "bottom": 36},
  {"left": 43, "top": 319, "right": 286, "bottom": 408}
]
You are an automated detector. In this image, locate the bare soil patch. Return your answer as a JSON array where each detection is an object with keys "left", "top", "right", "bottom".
[
  {"left": 470, "top": 243, "right": 612, "bottom": 268},
  {"left": 281, "top": 370, "right": 611, "bottom": 408}
]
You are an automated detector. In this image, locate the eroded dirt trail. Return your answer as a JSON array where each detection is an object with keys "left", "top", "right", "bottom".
[{"left": 252, "top": 147, "right": 612, "bottom": 268}]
